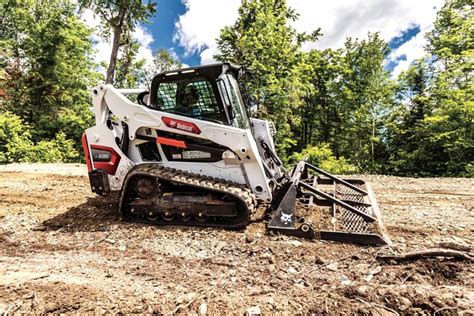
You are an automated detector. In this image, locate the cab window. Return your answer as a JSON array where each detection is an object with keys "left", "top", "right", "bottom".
[{"left": 155, "top": 78, "right": 226, "bottom": 124}]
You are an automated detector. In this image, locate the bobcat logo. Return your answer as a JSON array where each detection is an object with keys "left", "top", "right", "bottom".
[{"left": 280, "top": 212, "right": 293, "bottom": 224}]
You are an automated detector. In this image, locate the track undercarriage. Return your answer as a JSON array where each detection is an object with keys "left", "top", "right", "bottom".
[{"left": 120, "top": 164, "right": 255, "bottom": 229}]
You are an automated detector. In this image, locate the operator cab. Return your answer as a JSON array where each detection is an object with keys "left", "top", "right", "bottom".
[{"left": 147, "top": 63, "right": 250, "bottom": 129}]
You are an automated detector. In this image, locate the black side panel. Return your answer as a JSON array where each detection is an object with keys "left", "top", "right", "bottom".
[{"left": 137, "top": 142, "right": 162, "bottom": 161}]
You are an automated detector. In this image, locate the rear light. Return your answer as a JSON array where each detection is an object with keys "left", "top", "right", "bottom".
[
  {"left": 162, "top": 117, "right": 201, "bottom": 134},
  {"left": 90, "top": 145, "right": 121, "bottom": 175},
  {"left": 81, "top": 133, "right": 92, "bottom": 172}
]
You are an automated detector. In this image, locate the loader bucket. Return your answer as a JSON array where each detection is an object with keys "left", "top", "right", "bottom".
[{"left": 266, "top": 161, "right": 391, "bottom": 246}]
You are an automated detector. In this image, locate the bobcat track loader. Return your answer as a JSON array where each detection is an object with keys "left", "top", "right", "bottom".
[{"left": 82, "top": 63, "right": 390, "bottom": 246}]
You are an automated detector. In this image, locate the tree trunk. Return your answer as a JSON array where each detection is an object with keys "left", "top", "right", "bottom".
[
  {"left": 371, "top": 116, "right": 375, "bottom": 166},
  {"left": 106, "top": 4, "right": 126, "bottom": 84},
  {"left": 117, "top": 33, "right": 132, "bottom": 88}
]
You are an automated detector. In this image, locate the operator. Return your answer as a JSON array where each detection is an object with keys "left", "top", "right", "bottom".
[{"left": 177, "top": 85, "right": 202, "bottom": 119}]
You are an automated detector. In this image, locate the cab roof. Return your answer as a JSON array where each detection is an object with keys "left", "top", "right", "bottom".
[{"left": 151, "top": 63, "right": 243, "bottom": 85}]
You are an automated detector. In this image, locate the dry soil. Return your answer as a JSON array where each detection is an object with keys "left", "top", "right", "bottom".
[{"left": 0, "top": 163, "right": 473, "bottom": 314}]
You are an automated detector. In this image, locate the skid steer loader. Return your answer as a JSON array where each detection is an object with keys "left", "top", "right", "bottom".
[{"left": 82, "top": 63, "right": 390, "bottom": 246}]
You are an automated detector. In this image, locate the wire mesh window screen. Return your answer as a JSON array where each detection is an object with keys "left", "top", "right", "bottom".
[
  {"left": 157, "top": 83, "right": 177, "bottom": 110},
  {"left": 191, "top": 80, "right": 218, "bottom": 114},
  {"left": 156, "top": 78, "right": 223, "bottom": 122}
]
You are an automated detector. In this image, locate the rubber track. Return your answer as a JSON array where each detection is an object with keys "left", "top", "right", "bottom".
[{"left": 119, "top": 164, "right": 256, "bottom": 229}]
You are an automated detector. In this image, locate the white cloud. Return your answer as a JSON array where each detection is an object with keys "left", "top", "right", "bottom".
[
  {"left": 81, "top": 9, "right": 154, "bottom": 68},
  {"left": 199, "top": 45, "right": 219, "bottom": 65},
  {"left": 291, "top": 1, "right": 441, "bottom": 49},
  {"left": 132, "top": 25, "right": 154, "bottom": 67},
  {"left": 174, "top": 0, "right": 241, "bottom": 64},
  {"left": 389, "top": 31, "right": 427, "bottom": 78},
  {"left": 81, "top": 8, "right": 101, "bottom": 29},
  {"left": 174, "top": 0, "right": 443, "bottom": 75},
  {"left": 81, "top": 9, "right": 109, "bottom": 64},
  {"left": 289, "top": 0, "right": 443, "bottom": 77}
]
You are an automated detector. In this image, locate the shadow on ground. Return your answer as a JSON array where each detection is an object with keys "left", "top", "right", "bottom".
[
  {"left": 37, "top": 195, "right": 206, "bottom": 234},
  {"left": 39, "top": 195, "right": 121, "bottom": 232}
]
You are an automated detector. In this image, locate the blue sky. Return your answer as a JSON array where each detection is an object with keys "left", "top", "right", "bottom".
[
  {"left": 385, "top": 25, "right": 421, "bottom": 71},
  {"left": 144, "top": 0, "right": 201, "bottom": 66},
  {"left": 85, "top": 0, "right": 443, "bottom": 77},
  {"left": 388, "top": 25, "right": 421, "bottom": 51}
]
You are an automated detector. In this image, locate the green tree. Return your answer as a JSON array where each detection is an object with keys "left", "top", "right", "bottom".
[
  {"left": 215, "top": 0, "right": 319, "bottom": 159},
  {"left": 300, "top": 34, "right": 395, "bottom": 172},
  {"left": 1, "top": 0, "right": 99, "bottom": 158},
  {"left": 298, "top": 49, "right": 345, "bottom": 152},
  {"left": 299, "top": 49, "right": 348, "bottom": 157},
  {"left": 79, "top": 0, "right": 156, "bottom": 84},
  {"left": 339, "top": 34, "right": 395, "bottom": 172},
  {"left": 114, "top": 35, "right": 146, "bottom": 88},
  {"left": 388, "top": 0, "right": 473, "bottom": 176},
  {"left": 424, "top": 0, "right": 473, "bottom": 176},
  {"left": 386, "top": 59, "right": 432, "bottom": 174},
  {"left": 289, "top": 143, "right": 356, "bottom": 174},
  {"left": 143, "top": 48, "right": 182, "bottom": 88},
  {"left": 0, "top": 111, "right": 78, "bottom": 163},
  {"left": 0, "top": 112, "right": 34, "bottom": 163}
]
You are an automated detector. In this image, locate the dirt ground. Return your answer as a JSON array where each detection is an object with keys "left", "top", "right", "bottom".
[{"left": 0, "top": 163, "right": 473, "bottom": 314}]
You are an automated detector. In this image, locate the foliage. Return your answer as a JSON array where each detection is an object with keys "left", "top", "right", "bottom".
[
  {"left": 114, "top": 38, "right": 146, "bottom": 88},
  {"left": 219, "top": 0, "right": 471, "bottom": 177},
  {"left": 386, "top": 59, "right": 432, "bottom": 175},
  {"left": 0, "top": 112, "right": 34, "bottom": 163},
  {"left": 299, "top": 35, "right": 395, "bottom": 172},
  {"left": 424, "top": 0, "right": 474, "bottom": 176},
  {"left": 114, "top": 47, "right": 182, "bottom": 90},
  {"left": 0, "top": 0, "right": 98, "bottom": 159},
  {"left": 0, "top": 112, "right": 79, "bottom": 163},
  {"left": 143, "top": 49, "right": 182, "bottom": 88},
  {"left": 297, "top": 49, "right": 343, "bottom": 149},
  {"left": 215, "top": 0, "right": 320, "bottom": 158},
  {"left": 79, "top": 0, "right": 156, "bottom": 84},
  {"left": 289, "top": 144, "right": 356, "bottom": 174},
  {"left": 214, "top": 0, "right": 396, "bottom": 171},
  {"left": 30, "top": 132, "right": 79, "bottom": 163},
  {"left": 387, "top": 0, "right": 473, "bottom": 176},
  {"left": 338, "top": 34, "right": 396, "bottom": 172}
]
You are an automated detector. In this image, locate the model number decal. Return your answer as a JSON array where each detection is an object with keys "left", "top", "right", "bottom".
[{"left": 182, "top": 151, "right": 212, "bottom": 159}]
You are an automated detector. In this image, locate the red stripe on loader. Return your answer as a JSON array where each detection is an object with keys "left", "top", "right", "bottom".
[
  {"left": 156, "top": 136, "right": 187, "bottom": 148},
  {"left": 81, "top": 133, "right": 92, "bottom": 172}
]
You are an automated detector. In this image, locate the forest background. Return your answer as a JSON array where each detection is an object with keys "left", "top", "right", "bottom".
[{"left": 0, "top": 0, "right": 472, "bottom": 177}]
